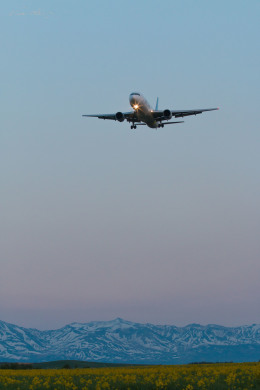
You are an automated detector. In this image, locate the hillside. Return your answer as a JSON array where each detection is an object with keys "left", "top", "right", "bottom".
[{"left": 0, "top": 318, "right": 259, "bottom": 364}]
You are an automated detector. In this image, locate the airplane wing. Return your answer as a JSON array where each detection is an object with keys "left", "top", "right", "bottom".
[
  {"left": 82, "top": 111, "right": 135, "bottom": 121},
  {"left": 153, "top": 108, "right": 219, "bottom": 121}
]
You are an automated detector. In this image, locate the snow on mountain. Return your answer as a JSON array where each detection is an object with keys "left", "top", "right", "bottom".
[{"left": 0, "top": 319, "right": 259, "bottom": 364}]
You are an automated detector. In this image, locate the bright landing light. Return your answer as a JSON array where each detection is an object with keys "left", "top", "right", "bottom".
[{"left": 134, "top": 104, "right": 139, "bottom": 109}]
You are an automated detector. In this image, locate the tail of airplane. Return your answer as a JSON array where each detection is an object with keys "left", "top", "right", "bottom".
[{"left": 155, "top": 97, "right": 159, "bottom": 111}]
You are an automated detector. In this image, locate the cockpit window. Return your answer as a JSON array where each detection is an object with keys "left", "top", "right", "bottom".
[{"left": 130, "top": 92, "right": 140, "bottom": 96}]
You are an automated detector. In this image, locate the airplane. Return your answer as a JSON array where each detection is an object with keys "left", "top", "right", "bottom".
[{"left": 82, "top": 92, "right": 219, "bottom": 129}]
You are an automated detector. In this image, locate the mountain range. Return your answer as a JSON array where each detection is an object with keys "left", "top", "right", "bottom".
[{"left": 0, "top": 318, "right": 259, "bottom": 364}]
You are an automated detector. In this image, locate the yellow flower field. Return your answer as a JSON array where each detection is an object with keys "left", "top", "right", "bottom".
[{"left": 0, "top": 362, "right": 259, "bottom": 390}]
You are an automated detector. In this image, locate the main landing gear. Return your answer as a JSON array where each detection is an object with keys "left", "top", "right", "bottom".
[
  {"left": 158, "top": 123, "right": 164, "bottom": 128},
  {"left": 131, "top": 124, "right": 137, "bottom": 129}
]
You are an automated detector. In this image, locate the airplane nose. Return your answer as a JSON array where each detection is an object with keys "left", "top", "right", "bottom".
[
  {"left": 129, "top": 95, "right": 135, "bottom": 105},
  {"left": 129, "top": 94, "right": 140, "bottom": 107}
]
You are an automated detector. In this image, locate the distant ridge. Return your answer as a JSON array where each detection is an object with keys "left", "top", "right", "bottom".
[
  {"left": 0, "top": 360, "right": 130, "bottom": 370},
  {"left": 0, "top": 318, "right": 259, "bottom": 364}
]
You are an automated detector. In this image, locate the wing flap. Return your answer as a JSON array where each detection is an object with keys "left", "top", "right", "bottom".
[
  {"left": 82, "top": 111, "right": 135, "bottom": 121},
  {"left": 152, "top": 108, "right": 219, "bottom": 121},
  {"left": 172, "top": 108, "right": 219, "bottom": 118},
  {"left": 82, "top": 114, "right": 116, "bottom": 120}
]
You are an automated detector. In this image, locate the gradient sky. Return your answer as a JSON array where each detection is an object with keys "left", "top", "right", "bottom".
[{"left": 1, "top": 0, "right": 260, "bottom": 330}]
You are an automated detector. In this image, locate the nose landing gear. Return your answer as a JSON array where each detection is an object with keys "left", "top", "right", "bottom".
[
  {"left": 131, "top": 124, "right": 137, "bottom": 129},
  {"left": 158, "top": 123, "right": 164, "bottom": 128}
]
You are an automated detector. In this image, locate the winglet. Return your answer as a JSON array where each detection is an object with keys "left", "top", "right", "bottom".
[{"left": 155, "top": 97, "right": 159, "bottom": 111}]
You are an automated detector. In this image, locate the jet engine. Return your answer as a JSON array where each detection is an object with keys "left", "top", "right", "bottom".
[
  {"left": 163, "top": 109, "right": 172, "bottom": 120},
  {"left": 115, "top": 112, "right": 125, "bottom": 122}
]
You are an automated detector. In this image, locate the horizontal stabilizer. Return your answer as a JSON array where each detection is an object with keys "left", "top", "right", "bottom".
[
  {"left": 135, "top": 121, "right": 184, "bottom": 127},
  {"left": 163, "top": 121, "right": 184, "bottom": 125}
]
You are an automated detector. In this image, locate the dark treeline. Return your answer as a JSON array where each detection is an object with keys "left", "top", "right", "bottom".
[
  {"left": 0, "top": 362, "right": 33, "bottom": 370},
  {"left": 0, "top": 360, "right": 131, "bottom": 370}
]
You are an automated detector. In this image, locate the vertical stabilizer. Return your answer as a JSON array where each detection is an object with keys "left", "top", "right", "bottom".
[{"left": 155, "top": 97, "right": 159, "bottom": 110}]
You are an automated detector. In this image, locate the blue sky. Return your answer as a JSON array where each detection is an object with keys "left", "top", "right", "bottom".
[{"left": 1, "top": 0, "right": 260, "bottom": 330}]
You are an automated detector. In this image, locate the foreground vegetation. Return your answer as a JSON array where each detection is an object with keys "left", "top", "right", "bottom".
[{"left": 0, "top": 362, "right": 259, "bottom": 389}]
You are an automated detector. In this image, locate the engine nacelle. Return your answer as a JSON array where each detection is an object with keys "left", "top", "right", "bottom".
[
  {"left": 115, "top": 112, "right": 125, "bottom": 122},
  {"left": 163, "top": 109, "right": 172, "bottom": 120}
]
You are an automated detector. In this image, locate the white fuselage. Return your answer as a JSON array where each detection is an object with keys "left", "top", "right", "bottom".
[{"left": 129, "top": 93, "right": 158, "bottom": 128}]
